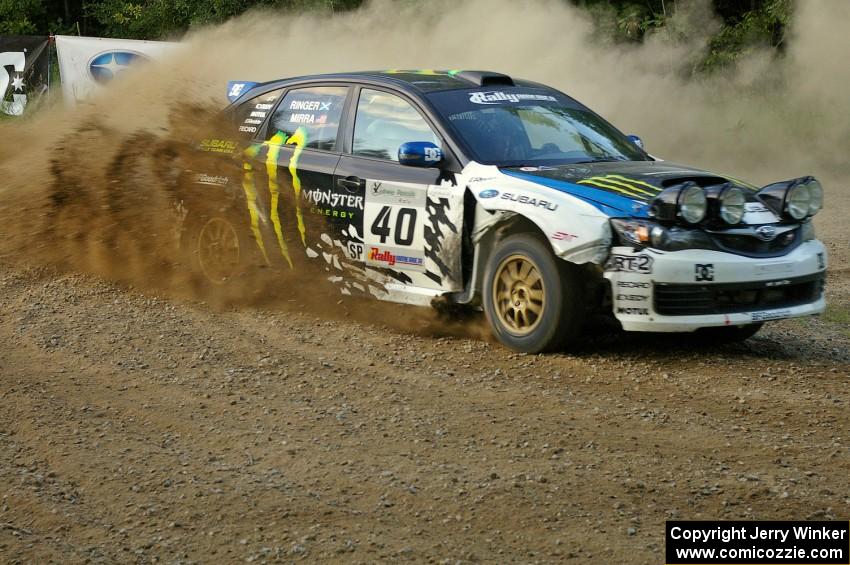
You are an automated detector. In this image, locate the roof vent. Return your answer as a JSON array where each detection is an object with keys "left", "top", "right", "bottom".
[{"left": 455, "top": 70, "right": 515, "bottom": 87}]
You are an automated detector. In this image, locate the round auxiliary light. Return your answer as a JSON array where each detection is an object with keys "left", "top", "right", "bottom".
[
  {"left": 679, "top": 185, "right": 707, "bottom": 224},
  {"left": 805, "top": 178, "right": 823, "bottom": 215},
  {"left": 719, "top": 186, "right": 746, "bottom": 224},
  {"left": 785, "top": 182, "right": 811, "bottom": 220}
]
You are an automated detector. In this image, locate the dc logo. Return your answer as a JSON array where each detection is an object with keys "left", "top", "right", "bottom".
[
  {"left": 695, "top": 264, "right": 715, "bottom": 282},
  {"left": 88, "top": 51, "right": 149, "bottom": 84},
  {"left": 424, "top": 147, "right": 442, "bottom": 162}
]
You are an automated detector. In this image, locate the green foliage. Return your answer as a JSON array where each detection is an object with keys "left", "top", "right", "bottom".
[
  {"left": 0, "top": 0, "right": 796, "bottom": 75},
  {"left": 0, "top": 0, "right": 44, "bottom": 35},
  {"left": 85, "top": 0, "right": 364, "bottom": 39},
  {"left": 699, "top": 0, "right": 792, "bottom": 72}
]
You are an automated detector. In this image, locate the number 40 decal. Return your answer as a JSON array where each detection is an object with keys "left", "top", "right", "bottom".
[{"left": 370, "top": 206, "right": 417, "bottom": 247}]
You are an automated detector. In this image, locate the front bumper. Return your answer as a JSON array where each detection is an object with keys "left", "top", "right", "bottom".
[{"left": 603, "top": 240, "right": 827, "bottom": 332}]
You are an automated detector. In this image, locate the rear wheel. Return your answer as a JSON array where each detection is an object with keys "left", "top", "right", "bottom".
[
  {"left": 182, "top": 205, "right": 256, "bottom": 286},
  {"left": 483, "top": 234, "right": 584, "bottom": 353}
]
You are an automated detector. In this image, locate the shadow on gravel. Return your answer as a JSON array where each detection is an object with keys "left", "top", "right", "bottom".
[{"left": 568, "top": 325, "right": 850, "bottom": 365}]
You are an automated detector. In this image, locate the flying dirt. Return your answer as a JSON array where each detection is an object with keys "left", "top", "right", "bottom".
[{"left": 0, "top": 0, "right": 848, "bottom": 562}]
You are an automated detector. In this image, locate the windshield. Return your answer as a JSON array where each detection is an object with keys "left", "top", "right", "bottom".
[{"left": 429, "top": 88, "right": 650, "bottom": 166}]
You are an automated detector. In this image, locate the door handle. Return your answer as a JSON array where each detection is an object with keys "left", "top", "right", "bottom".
[{"left": 337, "top": 176, "right": 363, "bottom": 190}]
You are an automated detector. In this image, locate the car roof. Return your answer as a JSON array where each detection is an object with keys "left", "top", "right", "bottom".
[{"left": 238, "top": 70, "right": 545, "bottom": 98}]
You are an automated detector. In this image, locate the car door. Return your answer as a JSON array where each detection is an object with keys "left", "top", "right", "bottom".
[
  {"left": 242, "top": 84, "right": 351, "bottom": 269},
  {"left": 335, "top": 86, "right": 465, "bottom": 293}
]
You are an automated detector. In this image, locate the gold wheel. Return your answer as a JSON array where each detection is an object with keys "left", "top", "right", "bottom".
[
  {"left": 196, "top": 217, "right": 240, "bottom": 284},
  {"left": 492, "top": 253, "right": 546, "bottom": 336}
]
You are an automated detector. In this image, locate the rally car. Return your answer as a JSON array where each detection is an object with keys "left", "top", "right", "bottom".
[{"left": 180, "top": 70, "right": 827, "bottom": 352}]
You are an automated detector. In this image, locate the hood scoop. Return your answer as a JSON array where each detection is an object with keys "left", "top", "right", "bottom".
[{"left": 660, "top": 175, "right": 728, "bottom": 188}]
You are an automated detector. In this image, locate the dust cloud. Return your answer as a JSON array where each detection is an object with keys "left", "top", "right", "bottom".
[{"left": 0, "top": 0, "right": 846, "bottom": 313}]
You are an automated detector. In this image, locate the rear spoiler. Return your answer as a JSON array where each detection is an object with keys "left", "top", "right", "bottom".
[{"left": 226, "top": 81, "right": 259, "bottom": 103}]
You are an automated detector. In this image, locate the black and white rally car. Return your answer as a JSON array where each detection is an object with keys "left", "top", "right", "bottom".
[{"left": 181, "top": 70, "right": 827, "bottom": 352}]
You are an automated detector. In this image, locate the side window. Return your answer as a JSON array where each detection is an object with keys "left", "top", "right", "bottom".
[
  {"left": 267, "top": 86, "right": 348, "bottom": 150},
  {"left": 232, "top": 88, "right": 284, "bottom": 137},
  {"left": 353, "top": 89, "right": 440, "bottom": 161}
]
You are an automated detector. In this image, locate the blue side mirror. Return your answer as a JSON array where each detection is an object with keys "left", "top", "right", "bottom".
[
  {"left": 627, "top": 134, "right": 644, "bottom": 149},
  {"left": 398, "top": 141, "right": 442, "bottom": 167}
]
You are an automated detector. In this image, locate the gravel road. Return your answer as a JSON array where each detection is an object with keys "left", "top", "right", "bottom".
[{"left": 1, "top": 254, "right": 847, "bottom": 563}]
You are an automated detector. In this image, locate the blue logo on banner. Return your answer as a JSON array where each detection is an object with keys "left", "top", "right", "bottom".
[
  {"left": 479, "top": 189, "right": 499, "bottom": 199},
  {"left": 88, "top": 51, "right": 150, "bottom": 84}
]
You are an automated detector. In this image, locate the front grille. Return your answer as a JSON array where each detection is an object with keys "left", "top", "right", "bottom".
[
  {"left": 654, "top": 273, "right": 824, "bottom": 316},
  {"left": 710, "top": 228, "right": 799, "bottom": 257}
]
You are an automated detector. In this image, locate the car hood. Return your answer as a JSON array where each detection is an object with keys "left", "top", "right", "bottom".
[{"left": 500, "top": 161, "right": 754, "bottom": 217}]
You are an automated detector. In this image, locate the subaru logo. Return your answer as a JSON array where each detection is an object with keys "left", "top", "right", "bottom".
[
  {"left": 479, "top": 189, "right": 499, "bottom": 199},
  {"left": 88, "top": 51, "right": 150, "bottom": 84},
  {"left": 755, "top": 225, "right": 777, "bottom": 241}
]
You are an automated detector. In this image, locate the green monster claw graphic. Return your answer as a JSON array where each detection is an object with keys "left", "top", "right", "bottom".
[{"left": 241, "top": 126, "right": 309, "bottom": 267}]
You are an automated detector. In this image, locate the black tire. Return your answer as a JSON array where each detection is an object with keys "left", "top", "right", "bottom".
[
  {"left": 181, "top": 204, "right": 258, "bottom": 286},
  {"left": 482, "top": 234, "right": 585, "bottom": 353},
  {"left": 695, "top": 323, "right": 763, "bottom": 343}
]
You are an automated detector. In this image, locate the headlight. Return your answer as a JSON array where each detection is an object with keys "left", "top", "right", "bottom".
[
  {"left": 610, "top": 218, "right": 652, "bottom": 248},
  {"left": 805, "top": 178, "right": 823, "bottom": 215},
  {"left": 679, "top": 185, "right": 707, "bottom": 224},
  {"left": 786, "top": 183, "right": 811, "bottom": 220},
  {"left": 757, "top": 176, "right": 823, "bottom": 221},
  {"left": 718, "top": 186, "right": 746, "bottom": 224},
  {"left": 610, "top": 218, "right": 714, "bottom": 252}
]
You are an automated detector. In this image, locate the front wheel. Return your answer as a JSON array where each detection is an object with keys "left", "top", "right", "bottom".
[{"left": 482, "top": 234, "right": 585, "bottom": 353}]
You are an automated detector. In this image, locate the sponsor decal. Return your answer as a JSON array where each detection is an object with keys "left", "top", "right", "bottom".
[
  {"left": 552, "top": 231, "right": 577, "bottom": 242},
  {"left": 424, "top": 146, "right": 441, "bottom": 162},
  {"left": 616, "top": 294, "right": 648, "bottom": 302},
  {"left": 289, "top": 113, "right": 327, "bottom": 124},
  {"left": 755, "top": 225, "right": 778, "bottom": 241},
  {"left": 617, "top": 281, "right": 650, "bottom": 288},
  {"left": 468, "top": 91, "right": 558, "bottom": 105},
  {"left": 195, "top": 174, "right": 229, "bottom": 186},
  {"left": 88, "top": 50, "right": 149, "bottom": 84},
  {"left": 817, "top": 252, "right": 825, "bottom": 270},
  {"left": 695, "top": 263, "right": 715, "bottom": 282},
  {"left": 289, "top": 100, "right": 331, "bottom": 111},
  {"left": 370, "top": 182, "right": 418, "bottom": 204},
  {"left": 751, "top": 309, "right": 792, "bottom": 322},
  {"left": 478, "top": 189, "right": 499, "bottom": 199},
  {"left": 309, "top": 207, "right": 356, "bottom": 220},
  {"left": 302, "top": 188, "right": 364, "bottom": 210},
  {"left": 228, "top": 82, "right": 247, "bottom": 98},
  {"left": 200, "top": 138, "right": 237, "bottom": 153},
  {"left": 238, "top": 125, "right": 257, "bottom": 133},
  {"left": 249, "top": 110, "right": 266, "bottom": 118},
  {"left": 369, "top": 247, "right": 423, "bottom": 267},
  {"left": 244, "top": 118, "right": 263, "bottom": 125},
  {"left": 617, "top": 307, "right": 649, "bottom": 315},
  {"left": 255, "top": 103, "right": 274, "bottom": 110},
  {"left": 606, "top": 254, "right": 653, "bottom": 274},
  {"left": 500, "top": 192, "right": 558, "bottom": 211},
  {"left": 468, "top": 176, "right": 496, "bottom": 183},
  {"left": 745, "top": 202, "right": 772, "bottom": 213}
]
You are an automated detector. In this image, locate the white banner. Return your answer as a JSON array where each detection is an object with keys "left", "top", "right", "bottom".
[{"left": 55, "top": 35, "right": 180, "bottom": 106}]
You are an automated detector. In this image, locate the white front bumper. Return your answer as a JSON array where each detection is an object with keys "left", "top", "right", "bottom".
[{"left": 603, "top": 241, "right": 827, "bottom": 332}]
